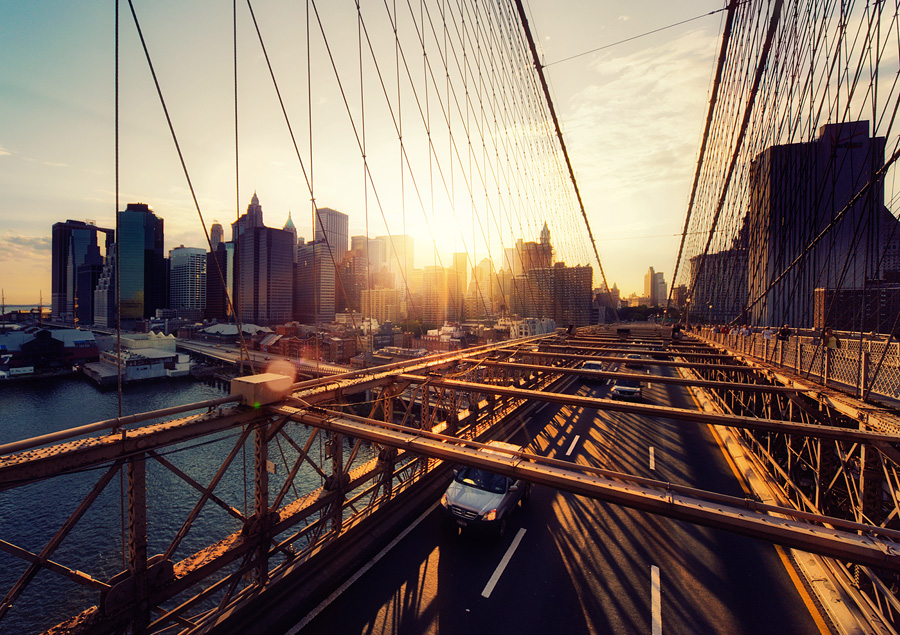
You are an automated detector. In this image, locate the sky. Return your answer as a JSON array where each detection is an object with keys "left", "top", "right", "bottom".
[{"left": 0, "top": 0, "right": 725, "bottom": 305}]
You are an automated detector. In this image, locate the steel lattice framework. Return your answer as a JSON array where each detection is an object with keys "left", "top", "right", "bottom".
[{"left": 4, "top": 327, "right": 900, "bottom": 633}]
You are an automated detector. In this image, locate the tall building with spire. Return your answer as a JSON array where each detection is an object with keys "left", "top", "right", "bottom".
[
  {"left": 231, "top": 191, "right": 264, "bottom": 241},
  {"left": 283, "top": 211, "right": 298, "bottom": 263},
  {"left": 233, "top": 194, "right": 294, "bottom": 326}
]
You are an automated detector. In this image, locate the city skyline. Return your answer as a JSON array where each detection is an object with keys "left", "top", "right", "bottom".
[{"left": 0, "top": 1, "right": 724, "bottom": 303}]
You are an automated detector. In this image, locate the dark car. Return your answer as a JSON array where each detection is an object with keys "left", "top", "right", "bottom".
[{"left": 624, "top": 354, "right": 644, "bottom": 369}]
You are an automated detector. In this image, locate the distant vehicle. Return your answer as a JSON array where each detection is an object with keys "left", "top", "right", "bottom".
[
  {"left": 578, "top": 360, "right": 604, "bottom": 381},
  {"left": 440, "top": 440, "right": 531, "bottom": 536},
  {"left": 624, "top": 354, "right": 644, "bottom": 368},
  {"left": 650, "top": 346, "right": 670, "bottom": 360},
  {"left": 610, "top": 378, "right": 642, "bottom": 401},
  {"left": 264, "top": 356, "right": 271, "bottom": 360}
]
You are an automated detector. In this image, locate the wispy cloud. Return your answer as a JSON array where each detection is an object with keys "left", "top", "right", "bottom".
[
  {"left": 1, "top": 234, "right": 51, "bottom": 262},
  {"left": 24, "top": 157, "right": 68, "bottom": 168},
  {"left": 0, "top": 145, "right": 10, "bottom": 156},
  {"left": 567, "top": 29, "right": 719, "bottom": 195}
]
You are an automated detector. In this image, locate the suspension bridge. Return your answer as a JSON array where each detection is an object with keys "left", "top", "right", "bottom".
[{"left": 5, "top": 0, "right": 900, "bottom": 633}]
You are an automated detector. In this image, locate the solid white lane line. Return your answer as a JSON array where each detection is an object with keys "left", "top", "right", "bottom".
[
  {"left": 481, "top": 528, "right": 527, "bottom": 598},
  {"left": 649, "top": 446, "right": 656, "bottom": 470},
  {"left": 566, "top": 435, "right": 581, "bottom": 457},
  {"left": 651, "top": 565, "right": 662, "bottom": 635},
  {"left": 286, "top": 502, "right": 439, "bottom": 634}
]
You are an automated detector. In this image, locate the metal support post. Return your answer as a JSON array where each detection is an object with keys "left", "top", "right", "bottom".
[
  {"left": 859, "top": 350, "right": 869, "bottom": 398},
  {"left": 127, "top": 453, "right": 149, "bottom": 634},
  {"left": 253, "top": 421, "right": 269, "bottom": 584},
  {"left": 326, "top": 432, "right": 345, "bottom": 534}
]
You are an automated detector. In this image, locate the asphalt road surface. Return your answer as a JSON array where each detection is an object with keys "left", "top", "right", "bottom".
[{"left": 288, "top": 359, "right": 830, "bottom": 635}]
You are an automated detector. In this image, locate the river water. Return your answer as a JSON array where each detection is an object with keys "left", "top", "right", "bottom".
[{"left": 0, "top": 377, "right": 244, "bottom": 633}]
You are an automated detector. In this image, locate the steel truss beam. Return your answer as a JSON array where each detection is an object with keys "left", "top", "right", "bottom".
[
  {"left": 394, "top": 374, "right": 900, "bottom": 445},
  {"left": 476, "top": 360, "right": 802, "bottom": 393},
  {"left": 272, "top": 404, "right": 900, "bottom": 570}
]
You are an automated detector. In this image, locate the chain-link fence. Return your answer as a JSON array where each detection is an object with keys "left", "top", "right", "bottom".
[{"left": 700, "top": 328, "right": 900, "bottom": 402}]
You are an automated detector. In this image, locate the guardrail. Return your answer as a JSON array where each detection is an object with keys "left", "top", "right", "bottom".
[{"left": 700, "top": 327, "right": 900, "bottom": 403}]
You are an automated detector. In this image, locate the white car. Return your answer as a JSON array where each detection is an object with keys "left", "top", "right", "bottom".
[
  {"left": 440, "top": 441, "right": 531, "bottom": 536},
  {"left": 579, "top": 360, "right": 604, "bottom": 382},
  {"left": 610, "top": 378, "right": 642, "bottom": 401}
]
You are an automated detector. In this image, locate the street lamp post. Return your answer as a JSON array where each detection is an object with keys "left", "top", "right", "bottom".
[
  {"left": 685, "top": 297, "right": 691, "bottom": 330},
  {"left": 708, "top": 304, "right": 713, "bottom": 324}
]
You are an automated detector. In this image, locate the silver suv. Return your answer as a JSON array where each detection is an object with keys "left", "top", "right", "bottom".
[
  {"left": 440, "top": 441, "right": 531, "bottom": 536},
  {"left": 610, "top": 377, "right": 642, "bottom": 401}
]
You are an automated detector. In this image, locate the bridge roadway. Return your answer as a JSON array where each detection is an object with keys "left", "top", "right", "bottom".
[{"left": 255, "top": 360, "right": 829, "bottom": 634}]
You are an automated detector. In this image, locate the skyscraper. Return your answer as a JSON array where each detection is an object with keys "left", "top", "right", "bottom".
[
  {"left": 644, "top": 267, "right": 666, "bottom": 307},
  {"left": 205, "top": 242, "right": 234, "bottom": 321},
  {"left": 296, "top": 239, "right": 336, "bottom": 325},
  {"left": 93, "top": 245, "right": 116, "bottom": 328},
  {"left": 448, "top": 252, "right": 468, "bottom": 322},
  {"left": 747, "top": 121, "right": 900, "bottom": 327},
  {"left": 233, "top": 195, "right": 294, "bottom": 326},
  {"left": 377, "top": 234, "right": 413, "bottom": 290},
  {"left": 283, "top": 212, "right": 298, "bottom": 263},
  {"left": 314, "top": 207, "right": 349, "bottom": 264},
  {"left": 118, "top": 203, "right": 166, "bottom": 320},
  {"left": 169, "top": 246, "right": 207, "bottom": 321},
  {"left": 210, "top": 222, "right": 224, "bottom": 252},
  {"left": 51, "top": 219, "right": 114, "bottom": 323},
  {"left": 231, "top": 192, "right": 264, "bottom": 241}
]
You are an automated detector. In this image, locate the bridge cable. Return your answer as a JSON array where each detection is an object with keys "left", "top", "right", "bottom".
[
  {"left": 511, "top": 0, "right": 617, "bottom": 322},
  {"left": 668, "top": 0, "right": 739, "bottom": 315}
]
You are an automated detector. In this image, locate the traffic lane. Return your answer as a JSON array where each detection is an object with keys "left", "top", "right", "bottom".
[
  {"left": 488, "top": 488, "right": 823, "bottom": 634},
  {"left": 295, "top": 381, "right": 588, "bottom": 634},
  {"left": 295, "top": 371, "right": 823, "bottom": 635},
  {"left": 571, "top": 363, "right": 748, "bottom": 495},
  {"left": 294, "top": 503, "right": 541, "bottom": 634},
  {"left": 559, "top": 369, "right": 824, "bottom": 633}
]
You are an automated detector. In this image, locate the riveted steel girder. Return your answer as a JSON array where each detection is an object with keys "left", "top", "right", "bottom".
[{"left": 272, "top": 405, "right": 900, "bottom": 571}]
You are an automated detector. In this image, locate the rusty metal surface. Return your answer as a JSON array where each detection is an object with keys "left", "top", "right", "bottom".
[{"left": 5, "top": 326, "right": 900, "bottom": 633}]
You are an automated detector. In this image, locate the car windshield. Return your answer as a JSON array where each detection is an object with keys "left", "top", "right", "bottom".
[
  {"left": 455, "top": 467, "right": 508, "bottom": 494},
  {"left": 617, "top": 379, "right": 641, "bottom": 388},
  {"left": 582, "top": 363, "right": 602, "bottom": 371}
]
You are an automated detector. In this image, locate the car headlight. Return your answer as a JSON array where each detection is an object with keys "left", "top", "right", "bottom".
[
  {"left": 483, "top": 509, "right": 497, "bottom": 521},
  {"left": 440, "top": 493, "right": 448, "bottom": 507}
]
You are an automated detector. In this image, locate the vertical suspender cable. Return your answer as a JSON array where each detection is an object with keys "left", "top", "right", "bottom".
[
  {"left": 511, "top": 0, "right": 617, "bottom": 322},
  {"left": 668, "top": 0, "right": 739, "bottom": 313},
  {"left": 687, "top": 0, "right": 784, "bottom": 306}
]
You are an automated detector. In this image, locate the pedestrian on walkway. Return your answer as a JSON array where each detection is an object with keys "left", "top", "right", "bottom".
[
  {"left": 777, "top": 324, "right": 791, "bottom": 341},
  {"left": 822, "top": 327, "right": 840, "bottom": 350}
]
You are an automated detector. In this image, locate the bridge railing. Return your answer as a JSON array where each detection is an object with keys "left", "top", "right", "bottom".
[
  {"left": 0, "top": 341, "right": 567, "bottom": 634},
  {"left": 699, "top": 327, "right": 900, "bottom": 404}
]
